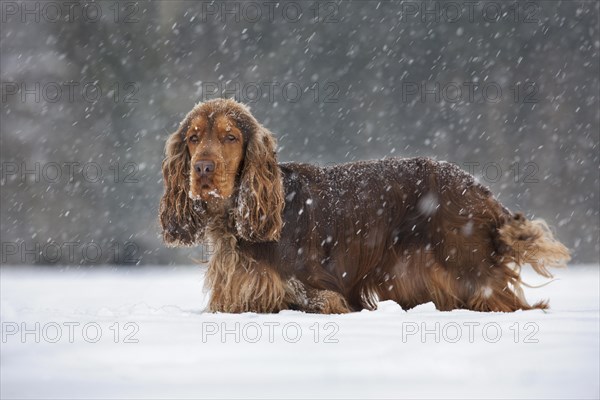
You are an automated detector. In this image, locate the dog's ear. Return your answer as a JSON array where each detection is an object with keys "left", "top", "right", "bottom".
[
  {"left": 159, "top": 120, "right": 206, "bottom": 246},
  {"left": 235, "top": 123, "right": 284, "bottom": 242}
]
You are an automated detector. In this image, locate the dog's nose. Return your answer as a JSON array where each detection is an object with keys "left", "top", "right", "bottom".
[{"left": 194, "top": 160, "right": 215, "bottom": 176}]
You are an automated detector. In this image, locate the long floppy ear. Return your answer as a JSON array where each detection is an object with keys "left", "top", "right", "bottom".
[
  {"left": 235, "top": 124, "right": 284, "bottom": 242},
  {"left": 159, "top": 122, "right": 206, "bottom": 246}
]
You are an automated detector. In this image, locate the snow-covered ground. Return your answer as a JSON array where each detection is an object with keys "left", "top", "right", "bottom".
[{"left": 1, "top": 265, "right": 598, "bottom": 399}]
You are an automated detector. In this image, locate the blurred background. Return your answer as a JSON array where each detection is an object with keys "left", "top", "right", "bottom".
[{"left": 1, "top": 0, "right": 598, "bottom": 266}]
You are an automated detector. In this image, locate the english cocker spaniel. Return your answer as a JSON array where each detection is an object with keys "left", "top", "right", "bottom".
[{"left": 159, "top": 98, "right": 570, "bottom": 313}]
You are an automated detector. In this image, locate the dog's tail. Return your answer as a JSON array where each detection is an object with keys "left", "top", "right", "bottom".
[{"left": 498, "top": 213, "right": 570, "bottom": 278}]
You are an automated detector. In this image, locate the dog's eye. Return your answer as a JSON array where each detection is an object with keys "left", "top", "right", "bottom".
[
  {"left": 189, "top": 135, "right": 199, "bottom": 143},
  {"left": 225, "top": 134, "right": 237, "bottom": 142}
]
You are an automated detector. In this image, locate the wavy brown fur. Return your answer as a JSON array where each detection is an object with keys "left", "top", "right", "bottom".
[
  {"left": 160, "top": 99, "right": 571, "bottom": 313},
  {"left": 204, "top": 227, "right": 287, "bottom": 313},
  {"left": 234, "top": 123, "right": 284, "bottom": 242},
  {"left": 159, "top": 127, "right": 207, "bottom": 246},
  {"left": 498, "top": 213, "right": 571, "bottom": 278}
]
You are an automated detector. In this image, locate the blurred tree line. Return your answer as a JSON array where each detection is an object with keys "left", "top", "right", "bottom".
[{"left": 1, "top": 0, "right": 598, "bottom": 265}]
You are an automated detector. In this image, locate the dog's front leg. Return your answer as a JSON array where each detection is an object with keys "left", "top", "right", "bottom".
[{"left": 206, "top": 258, "right": 288, "bottom": 313}]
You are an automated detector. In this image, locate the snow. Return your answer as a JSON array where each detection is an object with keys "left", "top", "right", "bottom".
[{"left": 1, "top": 266, "right": 598, "bottom": 399}]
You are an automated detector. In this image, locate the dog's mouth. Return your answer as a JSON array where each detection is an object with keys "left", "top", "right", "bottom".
[
  {"left": 189, "top": 179, "right": 224, "bottom": 201},
  {"left": 200, "top": 183, "right": 223, "bottom": 198}
]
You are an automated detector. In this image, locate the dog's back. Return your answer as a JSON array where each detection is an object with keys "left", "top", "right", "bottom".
[{"left": 258, "top": 157, "right": 569, "bottom": 311}]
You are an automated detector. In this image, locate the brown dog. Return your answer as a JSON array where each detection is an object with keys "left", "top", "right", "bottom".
[{"left": 160, "top": 98, "right": 570, "bottom": 313}]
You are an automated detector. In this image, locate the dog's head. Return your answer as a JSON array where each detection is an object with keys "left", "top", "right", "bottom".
[{"left": 159, "top": 99, "right": 284, "bottom": 246}]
